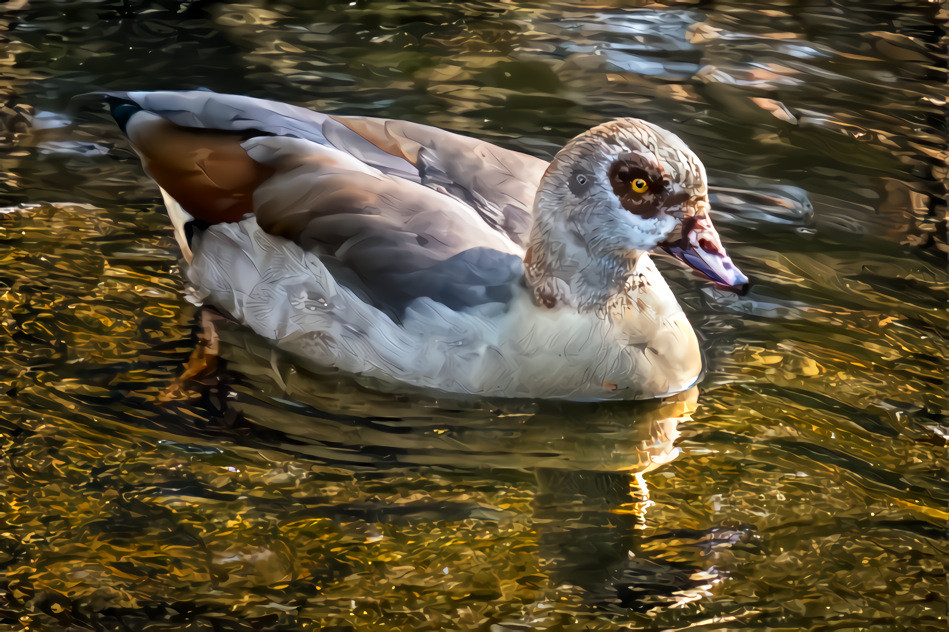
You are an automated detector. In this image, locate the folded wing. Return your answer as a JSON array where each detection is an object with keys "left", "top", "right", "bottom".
[{"left": 107, "top": 90, "right": 549, "bottom": 315}]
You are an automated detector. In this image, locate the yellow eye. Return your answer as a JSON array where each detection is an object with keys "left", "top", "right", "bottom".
[{"left": 631, "top": 178, "right": 649, "bottom": 193}]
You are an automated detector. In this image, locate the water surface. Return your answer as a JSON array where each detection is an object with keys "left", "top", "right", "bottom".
[{"left": 0, "top": 1, "right": 946, "bottom": 630}]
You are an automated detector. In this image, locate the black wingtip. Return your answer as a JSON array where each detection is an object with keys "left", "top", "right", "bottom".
[{"left": 107, "top": 99, "right": 141, "bottom": 134}]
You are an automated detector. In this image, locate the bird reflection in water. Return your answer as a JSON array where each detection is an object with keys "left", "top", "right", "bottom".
[{"left": 160, "top": 307, "right": 729, "bottom": 613}]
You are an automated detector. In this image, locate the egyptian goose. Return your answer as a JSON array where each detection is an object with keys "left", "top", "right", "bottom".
[{"left": 104, "top": 90, "right": 747, "bottom": 400}]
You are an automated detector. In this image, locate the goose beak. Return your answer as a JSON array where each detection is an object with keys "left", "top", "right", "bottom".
[{"left": 659, "top": 213, "right": 749, "bottom": 293}]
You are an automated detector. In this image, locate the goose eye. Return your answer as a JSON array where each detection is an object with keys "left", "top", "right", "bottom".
[{"left": 631, "top": 178, "right": 649, "bottom": 193}]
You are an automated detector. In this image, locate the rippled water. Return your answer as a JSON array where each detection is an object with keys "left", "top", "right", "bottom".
[{"left": 1, "top": 1, "right": 946, "bottom": 630}]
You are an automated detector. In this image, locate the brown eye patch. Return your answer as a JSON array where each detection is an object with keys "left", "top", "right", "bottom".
[{"left": 607, "top": 158, "right": 664, "bottom": 218}]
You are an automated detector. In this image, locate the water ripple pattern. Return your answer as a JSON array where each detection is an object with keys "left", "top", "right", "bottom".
[{"left": 0, "top": 1, "right": 945, "bottom": 631}]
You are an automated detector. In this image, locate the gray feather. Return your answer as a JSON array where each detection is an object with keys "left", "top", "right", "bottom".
[
  {"left": 111, "top": 90, "right": 546, "bottom": 244},
  {"left": 105, "top": 90, "right": 552, "bottom": 314}
]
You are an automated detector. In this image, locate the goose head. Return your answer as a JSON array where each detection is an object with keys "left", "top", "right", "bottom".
[{"left": 526, "top": 118, "right": 748, "bottom": 310}]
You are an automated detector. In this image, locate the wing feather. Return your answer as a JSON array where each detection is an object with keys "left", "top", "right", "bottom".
[
  {"left": 106, "top": 90, "right": 542, "bottom": 314},
  {"left": 112, "top": 90, "right": 547, "bottom": 244}
]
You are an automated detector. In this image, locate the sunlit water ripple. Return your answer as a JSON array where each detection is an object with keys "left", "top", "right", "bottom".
[{"left": 0, "top": 1, "right": 945, "bottom": 630}]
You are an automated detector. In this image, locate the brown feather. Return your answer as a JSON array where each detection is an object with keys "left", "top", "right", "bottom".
[
  {"left": 125, "top": 113, "right": 274, "bottom": 224},
  {"left": 329, "top": 115, "right": 422, "bottom": 165}
]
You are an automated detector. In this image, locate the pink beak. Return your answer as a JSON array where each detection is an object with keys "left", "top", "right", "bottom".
[{"left": 659, "top": 214, "right": 749, "bottom": 293}]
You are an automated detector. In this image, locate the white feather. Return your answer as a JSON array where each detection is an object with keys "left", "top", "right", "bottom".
[{"left": 159, "top": 186, "right": 194, "bottom": 264}]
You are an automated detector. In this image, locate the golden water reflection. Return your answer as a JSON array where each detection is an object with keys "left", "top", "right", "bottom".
[
  {"left": 1, "top": 0, "right": 946, "bottom": 628},
  {"left": 4, "top": 295, "right": 716, "bottom": 628}
]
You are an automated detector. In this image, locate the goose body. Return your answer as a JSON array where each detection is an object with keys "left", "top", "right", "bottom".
[{"left": 105, "top": 90, "right": 747, "bottom": 400}]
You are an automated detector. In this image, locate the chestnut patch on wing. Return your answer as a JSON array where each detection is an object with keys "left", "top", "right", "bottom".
[
  {"left": 608, "top": 158, "right": 665, "bottom": 218},
  {"left": 128, "top": 116, "right": 275, "bottom": 224}
]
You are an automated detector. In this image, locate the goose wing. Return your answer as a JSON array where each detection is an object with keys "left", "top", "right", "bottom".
[
  {"left": 106, "top": 90, "right": 550, "bottom": 313},
  {"left": 112, "top": 90, "right": 546, "bottom": 245}
]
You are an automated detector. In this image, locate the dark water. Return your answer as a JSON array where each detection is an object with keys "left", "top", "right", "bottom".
[{"left": 1, "top": 1, "right": 946, "bottom": 630}]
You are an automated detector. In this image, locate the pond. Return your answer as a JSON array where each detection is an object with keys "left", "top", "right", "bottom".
[{"left": 0, "top": 1, "right": 946, "bottom": 630}]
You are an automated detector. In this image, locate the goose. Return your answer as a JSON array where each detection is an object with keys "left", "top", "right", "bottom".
[{"left": 100, "top": 90, "right": 747, "bottom": 400}]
